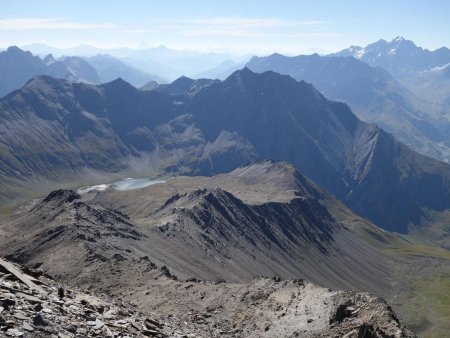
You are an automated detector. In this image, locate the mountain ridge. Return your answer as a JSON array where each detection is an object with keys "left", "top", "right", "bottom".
[
  {"left": 0, "top": 70, "right": 449, "bottom": 234},
  {"left": 246, "top": 52, "right": 450, "bottom": 162},
  {"left": 0, "top": 46, "right": 166, "bottom": 98},
  {"left": 332, "top": 37, "right": 450, "bottom": 75}
]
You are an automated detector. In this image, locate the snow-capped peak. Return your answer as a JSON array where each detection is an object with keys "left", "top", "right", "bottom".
[{"left": 392, "top": 36, "right": 405, "bottom": 42}]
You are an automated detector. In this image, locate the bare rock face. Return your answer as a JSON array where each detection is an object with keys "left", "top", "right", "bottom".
[{"left": 325, "top": 293, "right": 413, "bottom": 338}]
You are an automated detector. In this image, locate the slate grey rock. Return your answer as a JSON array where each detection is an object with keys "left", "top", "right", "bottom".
[{"left": 33, "top": 314, "right": 49, "bottom": 326}]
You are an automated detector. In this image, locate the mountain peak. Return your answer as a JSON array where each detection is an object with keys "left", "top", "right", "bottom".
[
  {"left": 43, "top": 54, "right": 55, "bottom": 64},
  {"left": 172, "top": 75, "right": 194, "bottom": 85},
  {"left": 2, "top": 46, "right": 35, "bottom": 60},
  {"left": 392, "top": 36, "right": 405, "bottom": 42},
  {"left": 42, "top": 189, "right": 80, "bottom": 204},
  {"left": 102, "top": 77, "right": 137, "bottom": 92},
  {"left": 24, "top": 74, "right": 65, "bottom": 88},
  {"left": 225, "top": 67, "right": 258, "bottom": 81},
  {"left": 6, "top": 45, "right": 24, "bottom": 54},
  {"left": 268, "top": 52, "right": 285, "bottom": 58},
  {"left": 389, "top": 36, "right": 417, "bottom": 48}
]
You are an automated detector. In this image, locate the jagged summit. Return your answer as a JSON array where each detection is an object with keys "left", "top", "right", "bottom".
[
  {"left": 24, "top": 74, "right": 68, "bottom": 87},
  {"left": 6, "top": 45, "right": 27, "bottom": 54},
  {"left": 42, "top": 53, "right": 56, "bottom": 64},
  {"left": 223, "top": 67, "right": 319, "bottom": 98},
  {"left": 42, "top": 189, "right": 80, "bottom": 204},
  {"left": 333, "top": 37, "right": 450, "bottom": 74},
  {"left": 393, "top": 35, "right": 406, "bottom": 42}
]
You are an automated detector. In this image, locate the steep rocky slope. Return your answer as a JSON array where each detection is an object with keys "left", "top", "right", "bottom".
[
  {"left": 2, "top": 161, "right": 449, "bottom": 336},
  {"left": 0, "top": 162, "right": 423, "bottom": 336},
  {"left": 185, "top": 69, "right": 450, "bottom": 233},
  {"left": 332, "top": 37, "right": 450, "bottom": 161},
  {"left": 246, "top": 53, "right": 450, "bottom": 162},
  {"left": 0, "top": 162, "right": 392, "bottom": 294},
  {"left": 1, "top": 70, "right": 449, "bottom": 234}
]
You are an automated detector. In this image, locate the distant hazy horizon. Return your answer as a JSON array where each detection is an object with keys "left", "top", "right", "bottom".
[{"left": 2, "top": 0, "right": 450, "bottom": 55}]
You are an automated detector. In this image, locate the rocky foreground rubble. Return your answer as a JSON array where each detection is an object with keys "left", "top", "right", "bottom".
[
  {"left": 0, "top": 258, "right": 192, "bottom": 337},
  {"left": 0, "top": 256, "right": 416, "bottom": 337}
]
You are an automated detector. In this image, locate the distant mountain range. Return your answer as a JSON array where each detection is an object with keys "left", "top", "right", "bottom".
[
  {"left": 246, "top": 52, "right": 450, "bottom": 162},
  {"left": 85, "top": 54, "right": 168, "bottom": 86},
  {"left": 5, "top": 41, "right": 449, "bottom": 166},
  {"left": 0, "top": 46, "right": 164, "bottom": 97},
  {"left": 1, "top": 69, "right": 449, "bottom": 235},
  {"left": 333, "top": 36, "right": 450, "bottom": 77},
  {"left": 0, "top": 46, "right": 98, "bottom": 97},
  {"left": 333, "top": 37, "right": 450, "bottom": 131},
  {"left": 22, "top": 43, "right": 250, "bottom": 80},
  {"left": 1, "top": 38, "right": 449, "bottom": 337},
  {"left": 194, "top": 60, "right": 246, "bottom": 80}
]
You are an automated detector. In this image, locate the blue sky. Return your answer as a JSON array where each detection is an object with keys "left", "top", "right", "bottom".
[{"left": 1, "top": 0, "right": 449, "bottom": 54}]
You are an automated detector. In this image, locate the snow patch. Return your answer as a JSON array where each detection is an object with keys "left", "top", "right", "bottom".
[
  {"left": 77, "top": 178, "right": 166, "bottom": 194},
  {"left": 430, "top": 62, "right": 450, "bottom": 72},
  {"left": 389, "top": 48, "right": 397, "bottom": 55},
  {"left": 354, "top": 49, "right": 366, "bottom": 59}
]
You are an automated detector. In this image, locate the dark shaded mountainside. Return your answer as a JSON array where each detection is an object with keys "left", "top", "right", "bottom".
[
  {"left": 1, "top": 69, "right": 450, "bottom": 234},
  {"left": 246, "top": 52, "right": 450, "bottom": 162},
  {"left": 331, "top": 37, "right": 450, "bottom": 156}
]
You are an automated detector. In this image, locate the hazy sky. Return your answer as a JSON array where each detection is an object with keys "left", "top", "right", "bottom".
[{"left": 1, "top": 0, "right": 449, "bottom": 54}]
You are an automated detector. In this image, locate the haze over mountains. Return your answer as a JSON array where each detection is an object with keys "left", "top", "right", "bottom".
[
  {"left": 9, "top": 37, "right": 448, "bottom": 164},
  {"left": 247, "top": 42, "right": 450, "bottom": 163},
  {"left": 0, "top": 46, "right": 165, "bottom": 97},
  {"left": 22, "top": 43, "right": 250, "bottom": 80},
  {"left": 334, "top": 37, "right": 450, "bottom": 117},
  {"left": 1, "top": 35, "right": 450, "bottom": 338}
]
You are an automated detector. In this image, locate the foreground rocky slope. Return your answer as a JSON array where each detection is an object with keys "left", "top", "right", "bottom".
[
  {"left": 0, "top": 258, "right": 415, "bottom": 337},
  {"left": 0, "top": 162, "right": 392, "bottom": 294},
  {"left": 1, "top": 162, "right": 447, "bottom": 336},
  {"left": 0, "top": 258, "right": 170, "bottom": 337}
]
